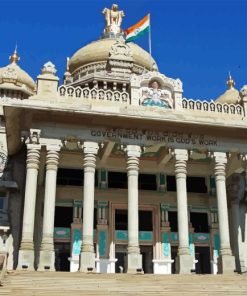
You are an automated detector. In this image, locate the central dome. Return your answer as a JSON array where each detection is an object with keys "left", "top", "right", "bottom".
[{"left": 69, "top": 38, "right": 157, "bottom": 74}]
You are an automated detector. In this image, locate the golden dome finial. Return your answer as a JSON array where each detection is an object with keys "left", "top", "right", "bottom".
[
  {"left": 9, "top": 45, "right": 20, "bottom": 64},
  {"left": 227, "top": 71, "right": 235, "bottom": 89}
]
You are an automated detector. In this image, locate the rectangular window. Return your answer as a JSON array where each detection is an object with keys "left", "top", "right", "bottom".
[
  {"left": 57, "top": 168, "right": 98, "bottom": 187},
  {"left": 167, "top": 176, "right": 207, "bottom": 193}
]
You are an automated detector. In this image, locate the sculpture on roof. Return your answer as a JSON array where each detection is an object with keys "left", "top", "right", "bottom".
[
  {"left": 102, "top": 4, "right": 125, "bottom": 37},
  {"left": 141, "top": 80, "right": 173, "bottom": 108}
]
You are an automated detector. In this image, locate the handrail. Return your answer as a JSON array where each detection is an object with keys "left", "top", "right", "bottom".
[{"left": 0, "top": 251, "right": 8, "bottom": 286}]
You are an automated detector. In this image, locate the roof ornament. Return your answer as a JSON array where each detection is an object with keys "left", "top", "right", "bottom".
[
  {"left": 227, "top": 72, "right": 235, "bottom": 89},
  {"left": 9, "top": 45, "right": 20, "bottom": 64},
  {"left": 102, "top": 4, "right": 125, "bottom": 39},
  {"left": 41, "top": 61, "right": 57, "bottom": 75}
]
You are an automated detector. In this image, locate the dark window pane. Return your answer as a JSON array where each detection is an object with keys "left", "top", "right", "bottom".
[
  {"left": 115, "top": 209, "right": 127, "bottom": 230},
  {"left": 54, "top": 206, "right": 73, "bottom": 227},
  {"left": 187, "top": 177, "right": 207, "bottom": 193},
  {"left": 139, "top": 174, "right": 156, "bottom": 191},
  {"left": 168, "top": 211, "right": 178, "bottom": 232},
  {"left": 57, "top": 168, "right": 83, "bottom": 186},
  {"left": 190, "top": 212, "right": 209, "bottom": 233},
  {"left": 167, "top": 176, "right": 176, "bottom": 191},
  {"left": 139, "top": 211, "right": 152, "bottom": 231},
  {"left": 108, "top": 172, "right": 127, "bottom": 189}
]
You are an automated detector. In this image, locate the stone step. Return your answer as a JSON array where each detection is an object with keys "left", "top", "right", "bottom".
[{"left": 1, "top": 272, "right": 247, "bottom": 296}]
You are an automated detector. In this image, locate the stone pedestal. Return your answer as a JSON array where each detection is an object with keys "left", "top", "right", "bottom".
[
  {"left": 153, "top": 259, "right": 174, "bottom": 274},
  {"left": 18, "top": 139, "right": 41, "bottom": 270},
  {"left": 125, "top": 145, "right": 142, "bottom": 273},
  {"left": 213, "top": 152, "right": 235, "bottom": 274},
  {"left": 39, "top": 145, "right": 60, "bottom": 271},
  {"left": 96, "top": 258, "right": 117, "bottom": 273},
  {"left": 79, "top": 142, "right": 99, "bottom": 272}
]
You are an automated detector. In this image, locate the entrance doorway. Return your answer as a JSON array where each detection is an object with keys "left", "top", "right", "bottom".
[
  {"left": 195, "top": 246, "right": 211, "bottom": 274},
  {"left": 140, "top": 245, "right": 153, "bottom": 273},
  {"left": 115, "top": 245, "right": 127, "bottom": 273},
  {"left": 171, "top": 246, "right": 178, "bottom": 274},
  {"left": 54, "top": 242, "right": 70, "bottom": 271}
]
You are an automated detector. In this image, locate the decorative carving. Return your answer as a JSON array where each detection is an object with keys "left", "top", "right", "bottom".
[
  {"left": 109, "top": 41, "right": 133, "bottom": 59},
  {"left": 141, "top": 80, "right": 173, "bottom": 108},
  {"left": 2, "top": 67, "right": 17, "bottom": 80},
  {"left": 0, "top": 150, "right": 8, "bottom": 177},
  {"left": 240, "top": 85, "right": 247, "bottom": 98}
]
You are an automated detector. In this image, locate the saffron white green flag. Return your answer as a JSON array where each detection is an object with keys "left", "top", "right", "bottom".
[{"left": 124, "top": 14, "right": 150, "bottom": 42}]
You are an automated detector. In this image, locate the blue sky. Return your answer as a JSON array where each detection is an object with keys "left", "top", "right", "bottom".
[{"left": 0, "top": 0, "right": 246, "bottom": 99}]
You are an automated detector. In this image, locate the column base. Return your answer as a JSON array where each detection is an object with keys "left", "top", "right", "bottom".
[
  {"left": 17, "top": 249, "right": 35, "bottom": 271},
  {"left": 38, "top": 250, "right": 55, "bottom": 271},
  {"left": 127, "top": 253, "right": 143, "bottom": 273},
  {"left": 217, "top": 254, "right": 236, "bottom": 274},
  {"left": 175, "top": 254, "right": 193, "bottom": 274},
  {"left": 152, "top": 259, "right": 174, "bottom": 274},
  {"left": 79, "top": 251, "right": 95, "bottom": 272}
]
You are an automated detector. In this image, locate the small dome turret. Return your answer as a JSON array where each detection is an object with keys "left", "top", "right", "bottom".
[
  {"left": 216, "top": 73, "right": 241, "bottom": 104},
  {"left": 0, "top": 48, "right": 36, "bottom": 98}
]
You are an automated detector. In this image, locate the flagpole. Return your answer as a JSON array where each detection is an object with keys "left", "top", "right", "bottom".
[{"left": 148, "top": 13, "right": 152, "bottom": 71}]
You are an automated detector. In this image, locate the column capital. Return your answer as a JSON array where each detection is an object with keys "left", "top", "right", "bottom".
[
  {"left": 172, "top": 149, "right": 188, "bottom": 161},
  {"left": 212, "top": 152, "right": 228, "bottom": 164},
  {"left": 25, "top": 129, "right": 41, "bottom": 145},
  {"left": 124, "top": 145, "right": 142, "bottom": 158},
  {"left": 82, "top": 141, "right": 99, "bottom": 155}
]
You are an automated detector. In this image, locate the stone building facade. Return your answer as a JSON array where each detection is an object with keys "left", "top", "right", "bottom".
[{"left": 0, "top": 5, "right": 246, "bottom": 275}]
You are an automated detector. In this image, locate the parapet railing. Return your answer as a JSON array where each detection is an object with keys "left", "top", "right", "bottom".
[
  {"left": 58, "top": 85, "right": 245, "bottom": 117},
  {"left": 59, "top": 85, "right": 130, "bottom": 104},
  {"left": 0, "top": 251, "right": 8, "bottom": 286},
  {"left": 182, "top": 98, "right": 244, "bottom": 116}
]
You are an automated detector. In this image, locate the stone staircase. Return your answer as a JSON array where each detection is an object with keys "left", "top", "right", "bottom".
[{"left": 0, "top": 271, "right": 247, "bottom": 295}]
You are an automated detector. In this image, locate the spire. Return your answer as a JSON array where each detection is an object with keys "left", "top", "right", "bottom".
[
  {"left": 9, "top": 45, "right": 20, "bottom": 64},
  {"left": 227, "top": 72, "right": 235, "bottom": 89}
]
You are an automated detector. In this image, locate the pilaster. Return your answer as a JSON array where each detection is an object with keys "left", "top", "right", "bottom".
[
  {"left": 18, "top": 130, "right": 41, "bottom": 270},
  {"left": 79, "top": 141, "right": 99, "bottom": 272},
  {"left": 212, "top": 152, "right": 235, "bottom": 274},
  {"left": 173, "top": 149, "right": 193, "bottom": 274},
  {"left": 38, "top": 143, "right": 61, "bottom": 271},
  {"left": 125, "top": 145, "right": 142, "bottom": 273}
]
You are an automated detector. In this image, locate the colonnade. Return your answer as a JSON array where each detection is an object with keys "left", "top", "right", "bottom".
[{"left": 17, "top": 133, "right": 236, "bottom": 274}]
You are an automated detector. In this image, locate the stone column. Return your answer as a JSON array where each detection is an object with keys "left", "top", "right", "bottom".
[
  {"left": 38, "top": 144, "right": 60, "bottom": 271},
  {"left": 79, "top": 141, "right": 99, "bottom": 272},
  {"left": 125, "top": 145, "right": 142, "bottom": 273},
  {"left": 213, "top": 152, "right": 235, "bottom": 274},
  {"left": 174, "top": 149, "right": 193, "bottom": 274},
  {"left": 18, "top": 134, "right": 41, "bottom": 270}
]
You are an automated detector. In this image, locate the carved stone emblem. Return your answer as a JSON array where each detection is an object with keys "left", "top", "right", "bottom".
[
  {"left": 141, "top": 80, "right": 173, "bottom": 108},
  {"left": 102, "top": 4, "right": 125, "bottom": 36}
]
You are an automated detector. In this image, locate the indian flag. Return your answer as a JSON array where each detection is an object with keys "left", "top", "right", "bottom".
[{"left": 125, "top": 14, "right": 150, "bottom": 42}]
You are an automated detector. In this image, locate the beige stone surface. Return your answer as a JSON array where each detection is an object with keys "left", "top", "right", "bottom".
[{"left": 69, "top": 38, "right": 157, "bottom": 73}]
